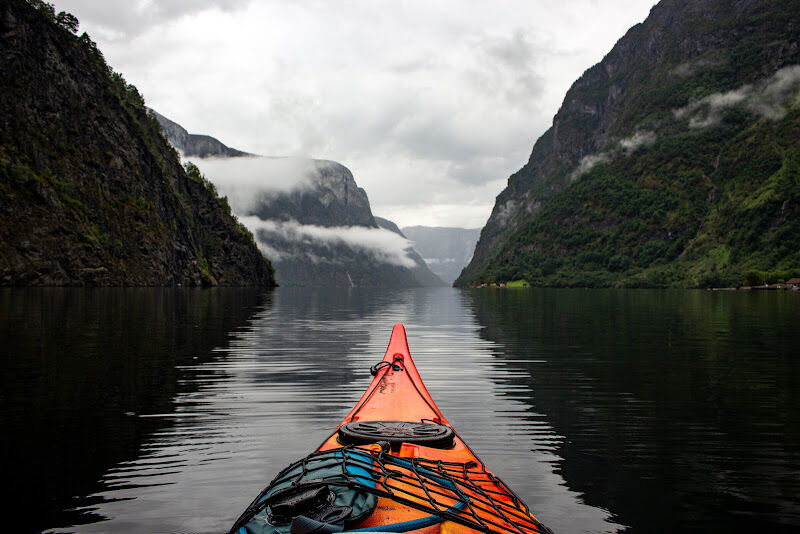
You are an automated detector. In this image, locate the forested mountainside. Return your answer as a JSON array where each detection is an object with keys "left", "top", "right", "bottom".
[
  {"left": 456, "top": 0, "right": 800, "bottom": 288},
  {"left": 401, "top": 226, "right": 481, "bottom": 286},
  {"left": 156, "top": 117, "right": 443, "bottom": 287},
  {"left": 0, "top": 0, "right": 275, "bottom": 286}
]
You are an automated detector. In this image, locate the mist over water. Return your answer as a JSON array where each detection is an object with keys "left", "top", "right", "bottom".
[{"left": 1, "top": 288, "right": 798, "bottom": 533}]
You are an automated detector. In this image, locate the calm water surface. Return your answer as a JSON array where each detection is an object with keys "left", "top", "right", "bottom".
[{"left": 1, "top": 288, "right": 798, "bottom": 533}]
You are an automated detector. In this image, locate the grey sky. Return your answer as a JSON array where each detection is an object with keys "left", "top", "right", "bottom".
[{"left": 54, "top": 0, "right": 657, "bottom": 227}]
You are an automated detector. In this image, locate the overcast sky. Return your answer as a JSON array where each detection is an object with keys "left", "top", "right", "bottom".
[{"left": 53, "top": 0, "right": 657, "bottom": 228}]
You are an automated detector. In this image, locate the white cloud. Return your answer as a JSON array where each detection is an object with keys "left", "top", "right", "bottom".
[
  {"left": 674, "top": 65, "right": 800, "bottom": 128},
  {"left": 571, "top": 129, "right": 656, "bottom": 180},
  {"left": 572, "top": 153, "right": 610, "bottom": 180},
  {"left": 190, "top": 156, "right": 317, "bottom": 214},
  {"left": 53, "top": 0, "right": 658, "bottom": 228},
  {"left": 619, "top": 130, "right": 657, "bottom": 154},
  {"left": 238, "top": 217, "right": 417, "bottom": 268},
  {"left": 495, "top": 199, "right": 521, "bottom": 228}
]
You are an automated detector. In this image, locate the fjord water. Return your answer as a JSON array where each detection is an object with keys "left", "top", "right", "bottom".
[{"left": 1, "top": 288, "right": 798, "bottom": 534}]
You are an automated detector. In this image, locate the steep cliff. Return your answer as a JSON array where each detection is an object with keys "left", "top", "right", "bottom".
[
  {"left": 0, "top": 0, "right": 275, "bottom": 286},
  {"left": 250, "top": 160, "right": 377, "bottom": 227},
  {"left": 457, "top": 0, "right": 800, "bottom": 288},
  {"left": 152, "top": 111, "right": 250, "bottom": 158}
]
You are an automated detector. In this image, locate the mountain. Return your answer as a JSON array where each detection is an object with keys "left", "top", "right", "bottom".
[
  {"left": 152, "top": 111, "right": 250, "bottom": 158},
  {"left": 456, "top": 0, "right": 800, "bottom": 288},
  {"left": 374, "top": 217, "right": 447, "bottom": 286},
  {"left": 0, "top": 0, "right": 275, "bottom": 286},
  {"left": 237, "top": 159, "right": 445, "bottom": 287},
  {"left": 154, "top": 118, "right": 444, "bottom": 287},
  {"left": 249, "top": 159, "right": 376, "bottom": 227},
  {"left": 401, "top": 226, "right": 481, "bottom": 286}
]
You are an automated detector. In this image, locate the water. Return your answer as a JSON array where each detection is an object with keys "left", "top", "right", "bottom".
[{"left": 1, "top": 287, "right": 798, "bottom": 534}]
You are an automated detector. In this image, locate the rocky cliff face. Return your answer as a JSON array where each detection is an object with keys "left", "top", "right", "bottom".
[
  {"left": 152, "top": 111, "right": 249, "bottom": 158},
  {"left": 250, "top": 160, "right": 377, "bottom": 227},
  {"left": 0, "top": 0, "right": 275, "bottom": 286},
  {"left": 457, "top": 0, "right": 800, "bottom": 288}
]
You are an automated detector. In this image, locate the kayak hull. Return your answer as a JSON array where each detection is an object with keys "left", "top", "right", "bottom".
[
  {"left": 315, "top": 324, "right": 540, "bottom": 533},
  {"left": 231, "top": 323, "right": 550, "bottom": 534}
]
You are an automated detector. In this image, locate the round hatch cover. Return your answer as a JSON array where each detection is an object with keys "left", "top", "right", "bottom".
[{"left": 338, "top": 420, "right": 454, "bottom": 449}]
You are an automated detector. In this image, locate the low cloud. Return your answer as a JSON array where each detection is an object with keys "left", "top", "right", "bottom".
[
  {"left": 494, "top": 199, "right": 521, "bottom": 228},
  {"left": 192, "top": 156, "right": 317, "bottom": 214},
  {"left": 674, "top": 65, "right": 800, "bottom": 128},
  {"left": 572, "top": 153, "right": 610, "bottom": 179},
  {"left": 670, "top": 55, "right": 725, "bottom": 78},
  {"left": 238, "top": 217, "right": 417, "bottom": 268},
  {"left": 571, "top": 130, "right": 656, "bottom": 179},
  {"left": 619, "top": 130, "right": 656, "bottom": 154}
]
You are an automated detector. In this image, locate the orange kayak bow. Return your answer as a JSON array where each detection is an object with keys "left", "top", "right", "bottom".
[{"left": 230, "top": 324, "right": 552, "bottom": 534}]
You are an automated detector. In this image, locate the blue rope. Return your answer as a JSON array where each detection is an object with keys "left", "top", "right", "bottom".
[
  {"left": 239, "top": 450, "right": 470, "bottom": 534},
  {"left": 344, "top": 452, "right": 468, "bottom": 533}
]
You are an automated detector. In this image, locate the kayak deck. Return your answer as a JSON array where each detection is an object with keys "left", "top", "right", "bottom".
[{"left": 230, "top": 324, "right": 552, "bottom": 534}]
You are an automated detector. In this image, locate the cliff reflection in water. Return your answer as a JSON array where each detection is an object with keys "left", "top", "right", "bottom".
[
  {"left": 0, "top": 288, "right": 271, "bottom": 533},
  {"left": 8, "top": 287, "right": 618, "bottom": 534},
  {"left": 6, "top": 287, "right": 793, "bottom": 534},
  {"left": 464, "top": 289, "right": 800, "bottom": 533}
]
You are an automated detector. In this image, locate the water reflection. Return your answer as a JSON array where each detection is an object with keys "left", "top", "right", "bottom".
[
  {"left": 14, "top": 288, "right": 795, "bottom": 533},
  {"left": 0, "top": 288, "right": 270, "bottom": 533},
  {"left": 464, "top": 289, "right": 800, "bottom": 533},
  {"left": 3, "top": 287, "right": 622, "bottom": 533}
]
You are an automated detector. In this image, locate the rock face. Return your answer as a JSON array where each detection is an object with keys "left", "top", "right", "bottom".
[
  {"left": 457, "top": 0, "right": 800, "bottom": 288},
  {"left": 0, "top": 0, "right": 275, "bottom": 286},
  {"left": 239, "top": 162, "right": 446, "bottom": 287},
  {"left": 250, "top": 160, "right": 376, "bottom": 227},
  {"left": 401, "top": 226, "right": 481, "bottom": 286},
  {"left": 152, "top": 111, "right": 249, "bottom": 158}
]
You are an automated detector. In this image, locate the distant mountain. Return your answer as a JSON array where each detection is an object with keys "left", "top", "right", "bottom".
[
  {"left": 374, "top": 217, "right": 446, "bottom": 287},
  {"left": 457, "top": 0, "right": 800, "bottom": 288},
  {"left": 152, "top": 111, "right": 250, "bottom": 158},
  {"left": 241, "top": 160, "right": 445, "bottom": 287},
  {"left": 0, "top": 0, "right": 274, "bottom": 286},
  {"left": 155, "top": 118, "right": 443, "bottom": 287},
  {"left": 401, "top": 226, "right": 481, "bottom": 286}
]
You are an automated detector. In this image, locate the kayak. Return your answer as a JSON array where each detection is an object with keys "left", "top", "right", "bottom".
[{"left": 229, "top": 323, "right": 552, "bottom": 534}]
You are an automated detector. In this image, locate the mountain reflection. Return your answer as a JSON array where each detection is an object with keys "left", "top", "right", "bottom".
[
  {"left": 0, "top": 288, "right": 271, "bottom": 533},
  {"left": 12, "top": 287, "right": 776, "bottom": 533},
  {"left": 464, "top": 288, "right": 800, "bottom": 533}
]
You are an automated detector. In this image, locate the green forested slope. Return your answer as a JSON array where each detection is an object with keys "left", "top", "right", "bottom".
[
  {"left": 457, "top": 0, "right": 800, "bottom": 288},
  {"left": 0, "top": 0, "right": 275, "bottom": 286}
]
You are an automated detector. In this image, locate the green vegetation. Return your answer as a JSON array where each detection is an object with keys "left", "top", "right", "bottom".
[
  {"left": 475, "top": 112, "right": 800, "bottom": 288},
  {"left": 745, "top": 269, "right": 800, "bottom": 286},
  {"left": 461, "top": 0, "right": 800, "bottom": 289},
  {"left": 505, "top": 279, "right": 530, "bottom": 287},
  {"left": 1, "top": 0, "right": 275, "bottom": 286}
]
